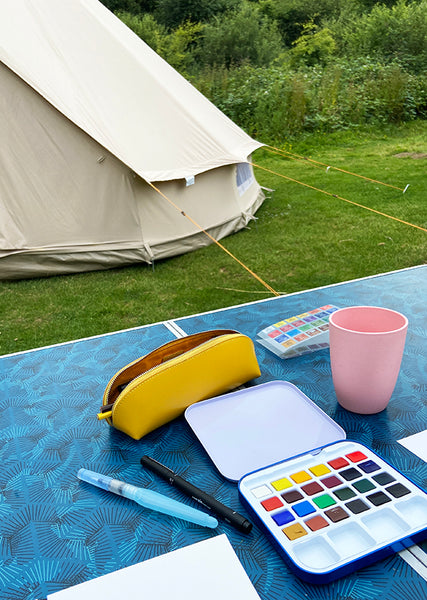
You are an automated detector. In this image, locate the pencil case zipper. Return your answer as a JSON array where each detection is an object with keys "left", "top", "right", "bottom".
[
  {"left": 98, "top": 357, "right": 180, "bottom": 419},
  {"left": 97, "top": 329, "right": 240, "bottom": 421}
]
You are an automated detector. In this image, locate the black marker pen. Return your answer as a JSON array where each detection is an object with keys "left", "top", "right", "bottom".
[{"left": 140, "top": 455, "right": 253, "bottom": 534}]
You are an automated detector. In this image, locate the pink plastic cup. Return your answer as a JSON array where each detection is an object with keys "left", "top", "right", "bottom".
[{"left": 329, "top": 306, "right": 408, "bottom": 414}]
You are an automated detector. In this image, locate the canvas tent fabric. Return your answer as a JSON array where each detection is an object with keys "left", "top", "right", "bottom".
[{"left": 0, "top": 0, "right": 265, "bottom": 280}]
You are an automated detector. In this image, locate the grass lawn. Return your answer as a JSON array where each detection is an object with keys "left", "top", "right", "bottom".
[{"left": 1, "top": 121, "right": 426, "bottom": 355}]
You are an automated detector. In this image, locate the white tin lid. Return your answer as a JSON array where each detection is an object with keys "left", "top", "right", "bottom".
[{"left": 185, "top": 380, "right": 346, "bottom": 481}]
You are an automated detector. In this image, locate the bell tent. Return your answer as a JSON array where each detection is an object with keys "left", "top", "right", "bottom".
[{"left": 0, "top": 0, "right": 265, "bottom": 279}]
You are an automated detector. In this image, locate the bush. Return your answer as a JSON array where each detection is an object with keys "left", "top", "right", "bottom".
[
  {"left": 102, "top": 0, "right": 156, "bottom": 14},
  {"left": 290, "top": 22, "right": 336, "bottom": 67},
  {"left": 193, "top": 58, "right": 427, "bottom": 142},
  {"left": 114, "top": 2, "right": 427, "bottom": 142},
  {"left": 330, "top": 0, "right": 427, "bottom": 74},
  {"left": 259, "top": 0, "right": 342, "bottom": 47},
  {"left": 154, "top": 0, "right": 239, "bottom": 29},
  {"left": 116, "top": 11, "right": 167, "bottom": 52},
  {"left": 197, "top": 1, "right": 283, "bottom": 68},
  {"left": 116, "top": 11, "right": 202, "bottom": 74}
]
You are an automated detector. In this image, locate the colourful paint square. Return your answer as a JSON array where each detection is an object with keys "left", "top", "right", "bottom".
[
  {"left": 313, "top": 494, "right": 336, "bottom": 509},
  {"left": 333, "top": 487, "right": 356, "bottom": 501},
  {"left": 308, "top": 309, "right": 321, "bottom": 314},
  {"left": 287, "top": 329, "right": 301, "bottom": 337},
  {"left": 294, "top": 333, "right": 309, "bottom": 342},
  {"left": 286, "top": 317, "right": 298, "bottom": 323},
  {"left": 315, "top": 311, "right": 330, "bottom": 318},
  {"left": 373, "top": 472, "right": 395, "bottom": 486},
  {"left": 268, "top": 329, "right": 282, "bottom": 339},
  {"left": 272, "top": 510, "right": 295, "bottom": 527},
  {"left": 305, "top": 515, "right": 329, "bottom": 532},
  {"left": 281, "top": 490, "right": 304, "bottom": 504},
  {"left": 353, "top": 479, "right": 376, "bottom": 494},
  {"left": 359, "top": 460, "right": 381, "bottom": 473},
  {"left": 297, "top": 312, "right": 309, "bottom": 318},
  {"left": 292, "top": 500, "right": 316, "bottom": 518},
  {"left": 386, "top": 483, "right": 410, "bottom": 498},
  {"left": 311, "top": 319, "right": 325, "bottom": 327},
  {"left": 345, "top": 499, "right": 370, "bottom": 514},
  {"left": 271, "top": 477, "right": 292, "bottom": 491},
  {"left": 318, "top": 324, "right": 329, "bottom": 331},
  {"left": 309, "top": 464, "right": 331, "bottom": 477},
  {"left": 279, "top": 323, "right": 293, "bottom": 333},
  {"left": 320, "top": 475, "right": 342, "bottom": 489},
  {"left": 251, "top": 485, "right": 271, "bottom": 499},
  {"left": 303, "top": 315, "right": 317, "bottom": 322},
  {"left": 293, "top": 320, "right": 306, "bottom": 327},
  {"left": 346, "top": 451, "right": 368, "bottom": 463},
  {"left": 325, "top": 506, "right": 349, "bottom": 523},
  {"left": 283, "top": 523, "right": 307, "bottom": 541},
  {"left": 298, "top": 323, "right": 313, "bottom": 332},
  {"left": 306, "top": 329, "right": 320, "bottom": 337},
  {"left": 340, "top": 467, "right": 361, "bottom": 481},
  {"left": 282, "top": 339, "right": 297, "bottom": 348},
  {"left": 301, "top": 481, "right": 324, "bottom": 496},
  {"left": 320, "top": 305, "right": 334, "bottom": 310},
  {"left": 261, "top": 497, "right": 283, "bottom": 512},
  {"left": 290, "top": 471, "right": 311, "bottom": 484},
  {"left": 366, "top": 491, "right": 391, "bottom": 506},
  {"left": 274, "top": 334, "right": 288, "bottom": 343}
]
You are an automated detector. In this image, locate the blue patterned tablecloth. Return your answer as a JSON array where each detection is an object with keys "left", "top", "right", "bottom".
[{"left": 0, "top": 267, "right": 426, "bottom": 599}]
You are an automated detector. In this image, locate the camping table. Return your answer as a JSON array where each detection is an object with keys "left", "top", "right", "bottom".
[{"left": 0, "top": 266, "right": 426, "bottom": 600}]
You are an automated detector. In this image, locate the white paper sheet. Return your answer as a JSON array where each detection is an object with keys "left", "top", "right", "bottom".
[
  {"left": 47, "top": 534, "right": 261, "bottom": 599},
  {"left": 398, "top": 430, "right": 427, "bottom": 463}
]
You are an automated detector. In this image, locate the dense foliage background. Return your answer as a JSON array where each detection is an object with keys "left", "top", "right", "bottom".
[{"left": 100, "top": 0, "right": 427, "bottom": 142}]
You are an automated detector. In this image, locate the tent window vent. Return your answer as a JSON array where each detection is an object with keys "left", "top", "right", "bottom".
[{"left": 236, "top": 163, "right": 254, "bottom": 196}]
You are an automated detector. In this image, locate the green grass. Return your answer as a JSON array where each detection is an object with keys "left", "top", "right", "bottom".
[{"left": 1, "top": 121, "right": 426, "bottom": 355}]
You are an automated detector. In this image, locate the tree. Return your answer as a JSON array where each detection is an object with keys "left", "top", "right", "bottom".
[
  {"left": 117, "top": 12, "right": 202, "bottom": 75},
  {"left": 259, "top": 0, "right": 341, "bottom": 47},
  {"left": 335, "top": 0, "right": 427, "bottom": 73},
  {"left": 290, "top": 22, "right": 336, "bottom": 66},
  {"left": 154, "top": 0, "right": 239, "bottom": 29},
  {"left": 100, "top": 1, "right": 156, "bottom": 14},
  {"left": 197, "top": 2, "right": 283, "bottom": 68}
]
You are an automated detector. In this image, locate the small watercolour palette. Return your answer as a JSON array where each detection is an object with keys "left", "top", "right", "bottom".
[
  {"left": 257, "top": 305, "right": 339, "bottom": 359},
  {"left": 186, "top": 382, "right": 427, "bottom": 582},
  {"left": 239, "top": 440, "right": 427, "bottom": 583}
]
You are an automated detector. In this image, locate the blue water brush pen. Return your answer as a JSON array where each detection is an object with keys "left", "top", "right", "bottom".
[{"left": 77, "top": 469, "right": 218, "bottom": 529}]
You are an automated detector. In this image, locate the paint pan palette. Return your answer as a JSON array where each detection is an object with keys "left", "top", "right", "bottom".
[
  {"left": 186, "top": 382, "right": 427, "bottom": 583},
  {"left": 239, "top": 440, "right": 427, "bottom": 583},
  {"left": 257, "top": 305, "right": 339, "bottom": 359}
]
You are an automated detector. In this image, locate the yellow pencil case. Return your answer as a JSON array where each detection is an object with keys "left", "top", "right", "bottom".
[{"left": 97, "top": 329, "right": 261, "bottom": 440}]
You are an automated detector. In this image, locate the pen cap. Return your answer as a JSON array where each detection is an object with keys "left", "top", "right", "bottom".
[
  {"left": 77, "top": 468, "right": 112, "bottom": 491},
  {"left": 236, "top": 517, "right": 253, "bottom": 533}
]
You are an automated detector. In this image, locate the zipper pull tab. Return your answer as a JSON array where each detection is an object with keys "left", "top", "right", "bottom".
[
  {"left": 98, "top": 403, "right": 114, "bottom": 420},
  {"left": 97, "top": 410, "right": 113, "bottom": 420}
]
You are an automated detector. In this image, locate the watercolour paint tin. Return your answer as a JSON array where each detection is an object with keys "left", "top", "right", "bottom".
[
  {"left": 257, "top": 305, "right": 339, "bottom": 359},
  {"left": 238, "top": 440, "right": 427, "bottom": 583},
  {"left": 185, "top": 382, "right": 427, "bottom": 583}
]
